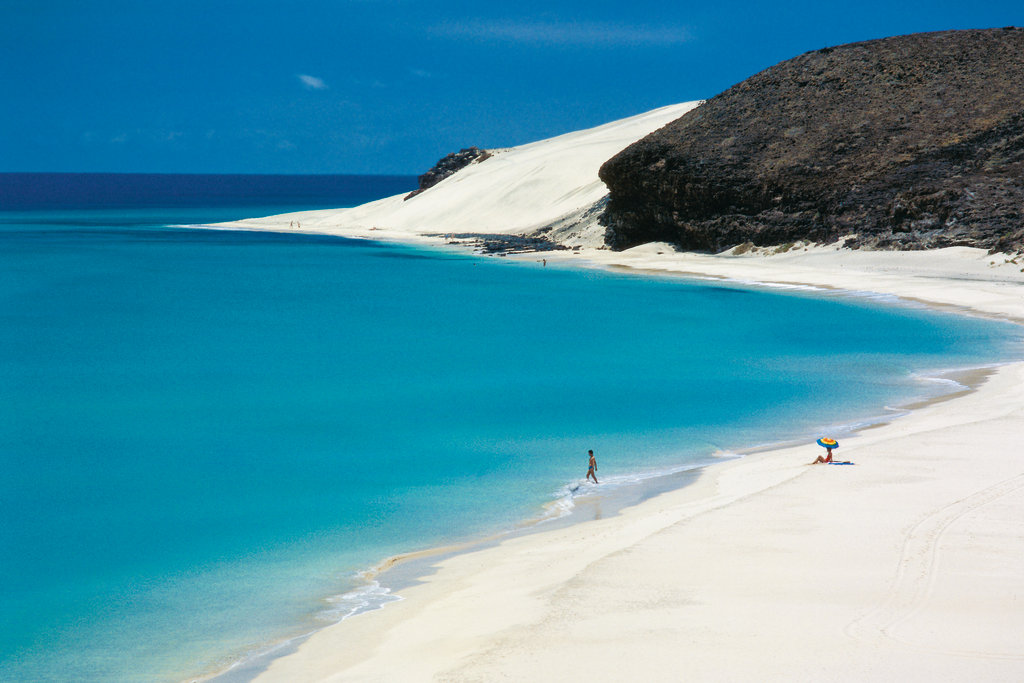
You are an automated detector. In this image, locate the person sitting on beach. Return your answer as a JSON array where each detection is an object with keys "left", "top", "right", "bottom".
[
  {"left": 586, "top": 449, "right": 599, "bottom": 483},
  {"left": 811, "top": 447, "right": 834, "bottom": 464}
]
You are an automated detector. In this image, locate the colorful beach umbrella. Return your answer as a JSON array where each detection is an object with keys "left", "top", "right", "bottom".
[{"left": 816, "top": 437, "right": 839, "bottom": 449}]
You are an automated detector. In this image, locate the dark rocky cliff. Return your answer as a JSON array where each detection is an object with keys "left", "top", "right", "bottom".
[{"left": 599, "top": 28, "right": 1024, "bottom": 253}]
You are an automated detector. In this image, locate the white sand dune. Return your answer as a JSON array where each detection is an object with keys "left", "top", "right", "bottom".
[
  {"left": 205, "top": 104, "right": 1024, "bottom": 682},
  {"left": 214, "top": 102, "right": 699, "bottom": 245}
]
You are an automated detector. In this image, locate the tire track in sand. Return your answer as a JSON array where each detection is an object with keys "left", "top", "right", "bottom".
[{"left": 845, "top": 472, "right": 1024, "bottom": 660}]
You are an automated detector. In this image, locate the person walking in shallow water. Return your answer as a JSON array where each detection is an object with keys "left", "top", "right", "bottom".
[{"left": 586, "top": 449, "right": 599, "bottom": 484}]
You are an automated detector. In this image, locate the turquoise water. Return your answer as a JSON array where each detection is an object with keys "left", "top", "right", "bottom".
[{"left": 1, "top": 199, "right": 1022, "bottom": 681}]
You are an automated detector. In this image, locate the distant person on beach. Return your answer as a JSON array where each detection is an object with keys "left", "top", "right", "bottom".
[
  {"left": 586, "top": 449, "right": 599, "bottom": 483},
  {"left": 811, "top": 448, "right": 834, "bottom": 464},
  {"left": 812, "top": 437, "right": 840, "bottom": 464}
]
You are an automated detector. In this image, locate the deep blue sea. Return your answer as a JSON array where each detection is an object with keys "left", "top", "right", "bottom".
[{"left": 1, "top": 173, "right": 1021, "bottom": 682}]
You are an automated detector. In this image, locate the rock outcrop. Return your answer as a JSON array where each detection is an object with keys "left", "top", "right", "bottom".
[
  {"left": 405, "top": 147, "right": 492, "bottom": 200},
  {"left": 599, "top": 28, "right": 1024, "bottom": 253}
]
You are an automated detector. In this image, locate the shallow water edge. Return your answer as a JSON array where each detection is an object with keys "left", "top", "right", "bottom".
[{"left": 201, "top": 350, "right": 1014, "bottom": 683}]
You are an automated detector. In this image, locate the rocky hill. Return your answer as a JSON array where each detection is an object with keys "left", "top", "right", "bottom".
[
  {"left": 405, "top": 147, "right": 491, "bottom": 200},
  {"left": 599, "top": 28, "right": 1024, "bottom": 253}
]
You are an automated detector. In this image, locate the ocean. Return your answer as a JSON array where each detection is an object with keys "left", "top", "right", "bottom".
[{"left": 1, "top": 173, "right": 1020, "bottom": 682}]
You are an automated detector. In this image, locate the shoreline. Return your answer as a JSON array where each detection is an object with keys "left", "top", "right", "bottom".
[
  {"left": 205, "top": 359, "right": 1003, "bottom": 682},
  {"left": 244, "top": 354, "right": 1024, "bottom": 681},
  {"left": 195, "top": 234, "right": 1024, "bottom": 681},
  {"left": 197, "top": 218, "right": 1024, "bottom": 324}
]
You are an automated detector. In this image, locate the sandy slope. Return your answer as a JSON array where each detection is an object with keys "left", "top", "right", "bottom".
[
  {"left": 206, "top": 104, "right": 1024, "bottom": 682},
  {"left": 214, "top": 102, "right": 698, "bottom": 246},
  {"left": 579, "top": 241, "right": 1024, "bottom": 322}
]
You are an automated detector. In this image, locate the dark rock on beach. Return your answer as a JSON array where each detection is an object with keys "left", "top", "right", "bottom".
[
  {"left": 430, "top": 233, "right": 571, "bottom": 255},
  {"left": 599, "top": 28, "right": 1024, "bottom": 253},
  {"left": 405, "top": 147, "right": 492, "bottom": 200}
]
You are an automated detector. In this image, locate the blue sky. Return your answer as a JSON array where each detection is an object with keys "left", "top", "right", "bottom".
[{"left": 3, "top": 1, "right": 1022, "bottom": 174}]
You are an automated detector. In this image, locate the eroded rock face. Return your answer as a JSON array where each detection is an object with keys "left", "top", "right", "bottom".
[
  {"left": 405, "top": 147, "right": 492, "bottom": 200},
  {"left": 599, "top": 28, "right": 1024, "bottom": 253}
]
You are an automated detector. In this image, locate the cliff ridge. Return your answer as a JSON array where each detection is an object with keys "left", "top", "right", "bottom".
[{"left": 599, "top": 28, "right": 1024, "bottom": 253}]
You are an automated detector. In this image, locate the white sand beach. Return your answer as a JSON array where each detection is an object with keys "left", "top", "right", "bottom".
[{"left": 211, "top": 104, "right": 1024, "bottom": 681}]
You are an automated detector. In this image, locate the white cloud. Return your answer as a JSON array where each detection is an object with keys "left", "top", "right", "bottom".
[
  {"left": 430, "top": 20, "right": 690, "bottom": 47},
  {"left": 298, "top": 74, "right": 328, "bottom": 90}
]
